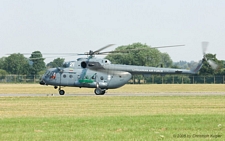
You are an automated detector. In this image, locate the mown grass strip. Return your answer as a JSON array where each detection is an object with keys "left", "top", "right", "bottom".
[
  {"left": 0, "top": 115, "right": 224, "bottom": 140},
  {"left": 1, "top": 84, "right": 225, "bottom": 94},
  {"left": 0, "top": 95, "right": 224, "bottom": 140},
  {"left": 1, "top": 96, "right": 225, "bottom": 118}
]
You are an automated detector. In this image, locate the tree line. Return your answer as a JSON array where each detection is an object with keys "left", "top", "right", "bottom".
[
  {"left": 0, "top": 43, "right": 225, "bottom": 82},
  {"left": 0, "top": 51, "right": 65, "bottom": 78}
]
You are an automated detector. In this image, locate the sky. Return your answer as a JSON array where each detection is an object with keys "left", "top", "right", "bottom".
[{"left": 1, "top": 0, "right": 225, "bottom": 64}]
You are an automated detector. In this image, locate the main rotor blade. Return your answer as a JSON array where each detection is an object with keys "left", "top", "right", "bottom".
[
  {"left": 93, "top": 44, "right": 115, "bottom": 54},
  {"left": 28, "top": 57, "right": 45, "bottom": 60},
  {"left": 150, "top": 44, "right": 185, "bottom": 49},
  {"left": 100, "top": 44, "right": 185, "bottom": 54},
  {"left": 28, "top": 54, "right": 79, "bottom": 60},
  {"left": 125, "top": 44, "right": 185, "bottom": 51},
  {"left": 99, "top": 50, "right": 129, "bottom": 54},
  {"left": 22, "top": 53, "right": 79, "bottom": 56},
  {"left": 127, "top": 44, "right": 185, "bottom": 51}
]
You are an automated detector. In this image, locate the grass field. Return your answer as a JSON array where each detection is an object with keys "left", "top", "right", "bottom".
[
  {"left": 0, "top": 84, "right": 225, "bottom": 140},
  {"left": 0, "top": 83, "right": 225, "bottom": 94}
]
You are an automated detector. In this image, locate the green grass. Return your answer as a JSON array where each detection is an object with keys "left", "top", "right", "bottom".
[
  {"left": 1, "top": 84, "right": 225, "bottom": 94},
  {"left": 0, "top": 96, "right": 225, "bottom": 140},
  {"left": 1, "top": 115, "right": 224, "bottom": 140}
]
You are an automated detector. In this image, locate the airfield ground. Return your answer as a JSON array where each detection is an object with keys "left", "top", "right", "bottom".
[
  {"left": 0, "top": 84, "right": 224, "bottom": 140},
  {"left": 0, "top": 83, "right": 225, "bottom": 95}
]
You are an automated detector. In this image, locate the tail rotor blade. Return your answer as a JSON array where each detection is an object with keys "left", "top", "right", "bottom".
[
  {"left": 201, "top": 41, "right": 218, "bottom": 70},
  {"left": 202, "top": 41, "right": 209, "bottom": 55},
  {"left": 207, "top": 60, "right": 218, "bottom": 70}
]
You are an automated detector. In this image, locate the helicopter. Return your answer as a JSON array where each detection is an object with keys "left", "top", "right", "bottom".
[{"left": 39, "top": 42, "right": 217, "bottom": 95}]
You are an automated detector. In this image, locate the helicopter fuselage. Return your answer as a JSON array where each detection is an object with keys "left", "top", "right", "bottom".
[
  {"left": 41, "top": 66, "right": 132, "bottom": 89},
  {"left": 40, "top": 57, "right": 204, "bottom": 95}
]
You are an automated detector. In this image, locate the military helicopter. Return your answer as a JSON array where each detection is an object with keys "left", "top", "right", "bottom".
[{"left": 39, "top": 42, "right": 217, "bottom": 95}]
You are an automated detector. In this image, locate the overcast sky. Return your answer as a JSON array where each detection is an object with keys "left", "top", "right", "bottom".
[{"left": 1, "top": 0, "right": 225, "bottom": 63}]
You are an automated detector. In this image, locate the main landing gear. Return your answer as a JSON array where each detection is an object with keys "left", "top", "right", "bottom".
[
  {"left": 94, "top": 88, "right": 106, "bottom": 95},
  {"left": 59, "top": 89, "right": 65, "bottom": 95},
  {"left": 54, "top": 86, "right": 65, "bottom": 95},
  {"left": 54, "top": 86, "right": 106, "bottom": 95}
]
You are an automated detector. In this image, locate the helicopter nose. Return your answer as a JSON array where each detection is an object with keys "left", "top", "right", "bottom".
[{"left": 39, "top": 75, "right": 46, "bottom": 85}]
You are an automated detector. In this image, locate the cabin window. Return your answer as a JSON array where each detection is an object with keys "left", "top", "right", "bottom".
[
  {"left": 100, "top": 76, "right": 104, "bottom": 80},
  {"left": 91, "top": 73, "right": 96, "bottom": 79},
  {"left": 108, "top": 75, "right": 111, "bottom": 80},
  {"left": 69, "top": 75, "right": 73, "bottom": 78},
  {"left": 63, "top": 74, "right": 66, "bottom": 78}
]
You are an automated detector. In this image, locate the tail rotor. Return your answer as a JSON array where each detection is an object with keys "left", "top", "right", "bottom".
[{"left": 202, "top": 42, "right": 218, "bottom": 69}]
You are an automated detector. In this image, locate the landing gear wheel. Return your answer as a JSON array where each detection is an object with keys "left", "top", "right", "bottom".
[
  {"left": 101, "top": 90, "right": 105, "bottom": 95},
  {"left": 95, "top": 88, "right": 105, "bottom": 95},
  {"left": 94, "top": 88, "right": 105, "bottom": 95},
  {"left": 59, "top": 90, "right": 65, "bottom": 95}
]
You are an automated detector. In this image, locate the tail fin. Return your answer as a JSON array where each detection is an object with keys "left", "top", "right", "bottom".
[{"left": 191, "top": 59, "right": 205, "bottom": 74}]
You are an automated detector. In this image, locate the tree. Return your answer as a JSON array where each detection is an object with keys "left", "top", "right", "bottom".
[
  {"left": 219, "top": 60, "right": 225, "bottom": 75},
  {"left": 105, "top": 43, "right": 163, "bottom": 67},
  {"left": 29, "top": 51, "right": 46, "bottom": 76},
  {"left": 222, "top": 60, "right": 225, "bottom": 68},
  {"left": 0, "top": 69, "right": 8, "bottom": 81},
  {"left": 0, "top": 69, "right": 8, "bottom": 76},
  {"left": 160, "top": 53, "right": 173, "bottom": 68},
  {"left": 105, "top": 43, "right": 173, "bottom": 83},
  {"left": 173, "top": 61, "right": 190, "bottom": 69},
  {"left": 0, "top": 57, "right": 6, "bottom": 69},
  {"left": 47, "top": 58, "right": 65, "bottom": 68},
  {"left": 3, "top": 53, "right": 30, "bottom": 74},
  {"left": 199, "top": 54, "right": 223, "bottom": 75}
]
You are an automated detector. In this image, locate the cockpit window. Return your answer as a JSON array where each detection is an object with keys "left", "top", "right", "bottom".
[
  {"left": 62, "top": 61, "right": 76, "bottom": 68},
  {"left": 62, "top": 62, "right": 70, "bottom": 68},
  {"left": 45, "top": 71, "right": 51, "bottom": 76}
]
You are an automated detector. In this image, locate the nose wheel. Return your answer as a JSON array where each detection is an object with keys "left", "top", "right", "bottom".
[{"left": 58, "top": 86, "right": 65, "bottom": 95}]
